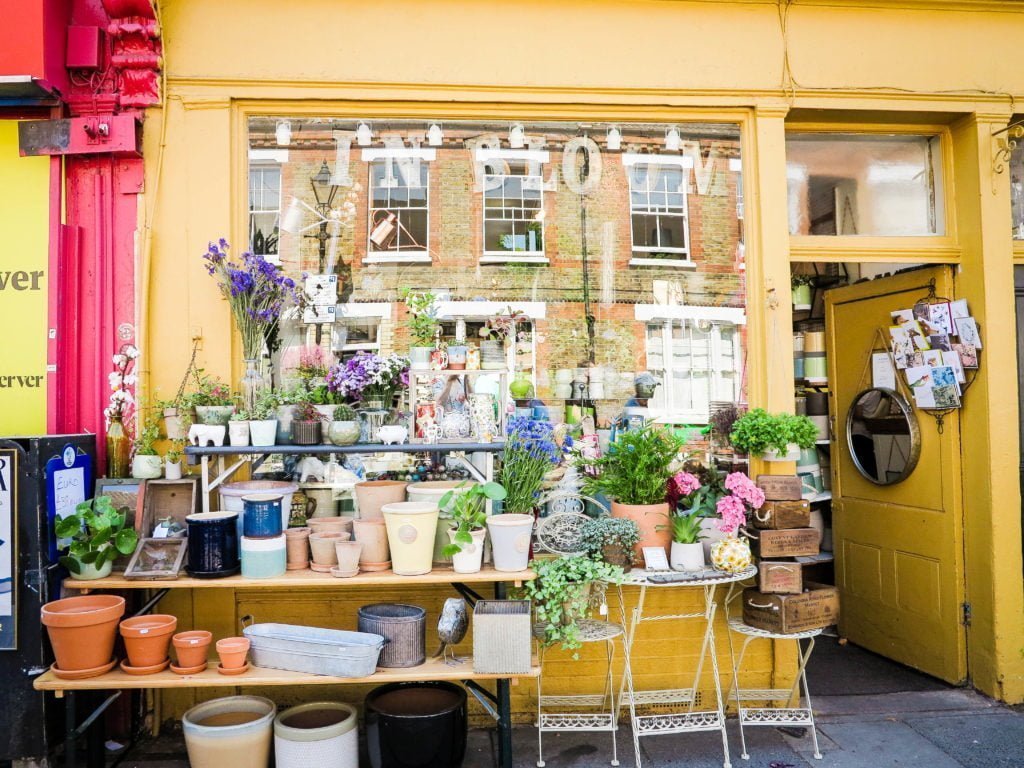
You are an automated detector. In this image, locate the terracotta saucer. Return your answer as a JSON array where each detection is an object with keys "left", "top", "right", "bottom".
[
  {"left": 286, "top": 562, "right": 309, "bottom": 571},
  {"left": 51, "top": 658, "right": 117, "bottom": 680},
  {"left": 217, "top": 661, "right": 250, "bottom": 676},
  {"left": 170, "top": 661, "right": 208, "bottom": 676},
  {"left": 120, "top": 658, "right": 171, "bottom": 676},
  {"left": 360, "top": 560, "right": 392, "bottom": 572},
  {"left": 330, "top": 566, "right": 359, "bottom": 578},
  {"left": 309, "top": 563, "right": 333, "bottom": 573}
]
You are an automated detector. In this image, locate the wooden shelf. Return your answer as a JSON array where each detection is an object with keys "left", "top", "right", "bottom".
[
  {"left": 65, "top": 566, "right": 535, "bottom": 591},
  {"left": 34, "top": 656, "right": 540, "bottom": 695},
  {"left": 794, "top": 552, "right": 835, "bottom": 565},
  {"left": 410, "top": 369, "right": 508, "bottom": 378},
  {"left": 185, "top": 441, "right": 505, "bottom": 457}
]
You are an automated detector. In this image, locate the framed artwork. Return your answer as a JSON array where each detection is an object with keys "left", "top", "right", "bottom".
[
  {"left": 0, "top": 448, "right": 17, "bottom": 649},
  {"left": 94, "top": 478, "right": 146, "bottom": 534},
  {"left": 124, "top": 538, "right": 187, "bottom": 580}
]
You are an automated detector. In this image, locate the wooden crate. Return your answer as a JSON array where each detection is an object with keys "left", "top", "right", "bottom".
[
  {"left": 752, "top": 499, "right": 811, "bottom": 530},
  {"left": 742, "top": 583, "right": 839, "bottom": 634},
  {"left": 139, "top": 478, "right": 199, "bottom": 537},
  {"left": 756, "top": 475, "right": 803, "bottom": 501},
  {"left": 753, "top": 528, "right": 820, "bottom": 558},
  {"left": 757, "top": 560, "right": 803, "bottom": 594}
]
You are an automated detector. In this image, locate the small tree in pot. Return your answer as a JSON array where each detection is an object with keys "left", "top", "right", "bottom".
[
  {"left": 440, "top": 481, "right": 507, "bottom": 574},
  {"left": 580, "top": 517, "right": 640, "bottom": 570},
  {"left": 56, "top": 497, "right": 139, "bottom": 580}
]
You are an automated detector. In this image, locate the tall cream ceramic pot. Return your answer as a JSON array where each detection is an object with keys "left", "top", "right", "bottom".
[
  {"left": 486, "top": 514, "right": 534, "bottom": 571},
  {"left": 381, "top": 502, "right": 439, "bottom": 576},
  {"left": 182, "top": 695, "right": 275, "bottom": 768}
]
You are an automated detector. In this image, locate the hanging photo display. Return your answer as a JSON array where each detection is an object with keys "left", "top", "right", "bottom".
[{"left": 888, "top": 298, "right": 980, "bottom": 411}]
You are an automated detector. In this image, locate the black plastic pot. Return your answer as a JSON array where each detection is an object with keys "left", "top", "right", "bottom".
[
  {"left": 186, "top": 512, "right": 240, "bottom": 578},
  {"left": 365, "top": 682, "right": 467, "bottom": 768}
]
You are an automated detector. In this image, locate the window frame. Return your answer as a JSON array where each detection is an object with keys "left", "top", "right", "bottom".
[
  {"left": 248, "top": 161, "right": 283, "bottom": 263},
  {"left": 480, "top": 158, "right": 548, "bottom": 264},
  {"left": 627, "top": 158, "right": 692, "bottom": 266},
  {"left": 364, "top": 156, "right": 432, "bottom": 264}
]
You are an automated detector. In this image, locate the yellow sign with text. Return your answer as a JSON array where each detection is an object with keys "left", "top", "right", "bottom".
[{"left": 0, "top": 121, "right": 48, "bottom": 435}]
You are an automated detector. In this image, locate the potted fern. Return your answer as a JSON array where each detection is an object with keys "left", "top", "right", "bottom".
[
  {"left": 440, "top": 481, "right": 507, "bottom": 574},
  {"left": 729, "top": 409, "right": 817, "bottom": 462},
  {"left": 56, "top": 496, "right": 139, "bottom": 580}
]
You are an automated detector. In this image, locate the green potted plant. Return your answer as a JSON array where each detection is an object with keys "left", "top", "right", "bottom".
[
  {"left": 248, "top": 389, "right": 279, "bottom": 447},
  {"left": 521, "top": 555, "right": 624, "bottom": 653},
  {"left": 292, "top": 399, "right": 324, "bottom": 445},
  {"left": 791, "top": 274, "right": 814, "bottom": 310},
  {"left": 580, "top": 517, "right": 640, "bottom": 570},
  {"left": 404, "top": 290, "right": 439, "bottom": 370},
  {"left": 670, "top": 510, "right": 706, "bottom": 571},
  {"left": 186, "top": 369, "right": 236, "bottom": 425},
  {"left": 729, "top": 408, "right": 817, "bottom": 461},
  {"left": 165, "top": 443, "right": 184, "bottom": 480},
  {"left": 582, "top": 425, "right": 685, "bottom": 565},
  {"left": 326, "top": 403, "right": 361, "bottom": 447},
  {"left": 440, "top": 481, "right": 507, "bottom": 574},
  {"left": 56, "top": 496, "right": 139, "bottom": 580},
  {"left": 228, "top": 409, "right": 250, "bottom": 447},
  {"left": 131, "top": 419, "right": 162, "bottom": 479}
]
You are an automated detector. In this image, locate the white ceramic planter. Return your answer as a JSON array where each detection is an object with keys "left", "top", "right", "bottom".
[
  {"left": 486, "top": 514, "right": 534, "bottom": 572},
  {"left": 165, "top": 460, "right": 183, "bottom": 480},
  {"left": 448, "top": 527, "right": 486, "bottom": 574},
  {"left": 764, "top": 444, "right": 802, "bottom": 462},
  {"left": 670, "top": 541, "right": 705, "bottom": 571},
  {"left": 274, "top": 702, "right": 359, "bottom": 768},
  {"left": 382, "top": 502, "right": 439, "bottom": 576},
  {"left": 249, "top": 419, "right": 278, "bottom": 447},
  {"left": 131, "top": 454, "right": 162, "bottom": 479},
  {"left": 699, "top": 517, "right": 727, "bottom": 558},
  {"left": 409, "top": 346, "right": 434, "bottom": 370},
  {"left": 228, "top": 421, "right": 250, "bottom": 447}
]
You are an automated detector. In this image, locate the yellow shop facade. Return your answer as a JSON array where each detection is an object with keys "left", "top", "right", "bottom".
[{"left": 138, "top": 0, "right": 1024, "bottom": 720}]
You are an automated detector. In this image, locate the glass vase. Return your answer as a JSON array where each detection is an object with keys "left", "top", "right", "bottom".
[
  {"left": 241, "top": 357, "right": 265, "bottom": 414},
  {"left": 106, "top": 416, "right": 131, "bottom": 478},
  {"left": 358, "top": 409, "right": 390, "bottom": 443}
]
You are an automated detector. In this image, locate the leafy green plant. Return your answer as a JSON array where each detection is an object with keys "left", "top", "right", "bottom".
[
  {"left": 249, "top": 389, "right": 279, "bottom": 420},
  {"left": 332, "top": 403, "right": 358, "bottom": 422},
  {"left": 440, "top": 481, "right": 507, "bottom": 556},
  {"left": 133, "top": 420, "right": 160, "bottom": 456},
  {"left": 671, "top": 510, "right": 705, "bottom": 544},
  {"left": 55, "top": 497, "right": 138, "bottom": 575},
  {"left": 521, "top": 556, "right": 624, "bottom": 652},
  {"left": 182, "top": 369, "right": 234, "bottom": 407},
  {"left": 729, "top": 409, "right": 818, "bottom": 456},
  {"left": 791, "top": 274, "right": 815, "bottom": 288},
  {"left": 582, "top": 426, "right": 684, "bottom": 505},
  {"left": 580, "top": 517, "right": 640, "bottom": 564},
  {"left": 229, "top": 409, "right": 250, "bottom": 422},
  {"left": 403, "top": 289, "right": 440, "bottom": 347}
]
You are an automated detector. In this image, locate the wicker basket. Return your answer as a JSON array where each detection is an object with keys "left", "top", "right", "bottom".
[
  {"left": 357, "top": 604, "right": 426, "bottom": 668},
  {"left": 472, "top": 600, "right": 532, "bottom": 674}
]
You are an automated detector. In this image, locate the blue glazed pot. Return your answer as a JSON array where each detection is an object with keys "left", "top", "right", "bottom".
[
  {"left": 242, "top": 493, "right": 284, "bottom": 538},
  {"left": 186, "top": 512, "right": 240, "bottom": 578}
]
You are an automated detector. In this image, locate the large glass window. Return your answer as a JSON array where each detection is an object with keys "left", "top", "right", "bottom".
[
  {"left": 629, "top": 161, "right": 690, "bottom": 261},
  {"left": 483, "top": 160, "right": 545, "bottom": 259},
  {"left": 368, "top": 160, "right": 429, "bottom": 257},
  {"left": 786, "top": 133, "right": 944, "bottom": 237}
]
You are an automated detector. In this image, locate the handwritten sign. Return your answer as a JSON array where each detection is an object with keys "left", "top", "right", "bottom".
[
  {"left": 45, "top": 445, "right": 92, "bottom": 560},
  {"left": 0, "top": 448, "right": 17, "bottom": 649}
]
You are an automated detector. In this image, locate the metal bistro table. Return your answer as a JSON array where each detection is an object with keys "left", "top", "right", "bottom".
[{"left": 614, "top": 566, "right": 757, "bottom": 768}]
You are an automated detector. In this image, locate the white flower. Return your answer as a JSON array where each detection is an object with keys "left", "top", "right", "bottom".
[
  {"left": 124, "top": 374, "right": 137, "bottom": 385},
  {"left": 109, "top": 372, "right": 121, "bottom": 386},
  {"left": 112, "top": 354, "right": 127, "bottom": 366},
  {"left": 124, "top": 345, "right": 139, "bottom": 359}
]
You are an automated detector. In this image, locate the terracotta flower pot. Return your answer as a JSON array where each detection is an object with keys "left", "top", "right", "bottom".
[
  {"left": 334, "top": 540, "right": 363, "bottom": 574},
  {"left": 120, "top": 614, "right": 178, "bottom": 667},
  {"left": 309, "top": 531, "right": 348, "bottom": 568},
  {"left": 611, "top": 500, "right": 671, "bottom": 567},
  {"left": 306, "top": 517, "right": 353, "bottom": 536},
  {"left": 352, "top": 518, "right": 390, "bottom": 568},
  {"left": 173, "top": 630, "right": 213, "bottom": 668},
  {"left": 216, "top": 637, "right": 250, "bottom": 670},
  {"left": 354, "top": 480, "right": 408, "bottom": 521},
  {"left": 284, "top": 527, "right": 311, "bottom": 570},
  {"left": 41, "top": 594, "right": 125, "bottom": 673}
]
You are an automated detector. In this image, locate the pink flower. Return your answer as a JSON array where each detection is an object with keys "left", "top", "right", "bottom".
[
  {"left": 724, "top": 472, "right": 765, "bottom": 509},
  {"left": 716, "top": 494, "right": 748, "bottom": 535},
  {"left": 667, "top": 471, "right": 701, "bottom": 508}
]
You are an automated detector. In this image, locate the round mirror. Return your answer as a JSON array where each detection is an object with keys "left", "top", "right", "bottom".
[{"left": 846, "top": 387, "right": 921, "bottom": 485}]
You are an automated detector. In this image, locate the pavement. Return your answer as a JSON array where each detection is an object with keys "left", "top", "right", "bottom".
[{"left": 108, "top": 638, "right": 1024, "bottom": 768}]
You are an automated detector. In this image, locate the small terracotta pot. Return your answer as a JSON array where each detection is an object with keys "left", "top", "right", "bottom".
[
  {"left": 173, "top": 630, "right": 213, "bottom": 668},
  {"left": 352, "top": 518, "right": 390, "bottom": 565},
  {"left": 306, "top": 517, "right": 353, "bottom": 536},
  {"left": 42, "top": 594, "right": 125, "bottom": 673},
  {"left": 309, "top": 531, "right": 348, "bottom": 567},
  {"left": 216, "top": 637, "right": 250, "bottom": 670},
  {"left": 334, "top": 540, "right": 363, "bottom": 573},
  {"left": 120, "top": 614, "right": 178, "bottom": 667},
  {"left": 354, "top": 480, "right": 408, "bottom": 520},
  {"left": 611, "top": 500, "right": 671, "bottom": 567},
  {"left": 284, "top": 527, "right": 311, "bottom": 570}
]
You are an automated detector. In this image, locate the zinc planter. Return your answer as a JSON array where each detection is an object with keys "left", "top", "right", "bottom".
[
  {"left": 194, "top": 406, "right": 235, "bottom": 426},
  {"left": 486, "top": 514, "right": 535, "bottom": 572},
  {"left": 670, "top": 541, "right": 705, "bottom": 571},
  {"left": 448, "top": 528, "right": 486, "bottom": 574},
  {"left": 382, "top": 502, "right": 439, "bottom": 576},
  {"left": 120, "top": 614, "right": 177, "bottom": 668},
  {"left": 355, "top": 480, "right": 408, "bottom": 520},
  {"left": 275, "top": 702, "right": 359, "bottom": 768},
  {"left": 292, "top": 420, "right": 323, "bottom": 446},
  {"left": 41, "top": 594, "right": 125, "bottom": 674},
  {"left": 610, "top": 501, "right": 671, "bottom": 566},
  {"left": 131, "top": 454, "right": 162, "bottom": 479},
  {"left": 182, "top": 695, "right": 275, "bottom": 768},
  {"left": 249, "top": 419, "right": 278, "bottom": 447},
  {"left": 228, "top": 421, "right": 250, "bottom": 447}
]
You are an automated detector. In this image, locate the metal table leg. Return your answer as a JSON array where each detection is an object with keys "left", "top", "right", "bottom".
[{"left": 493, "top": 581, "right": 513, "bottom": 768}]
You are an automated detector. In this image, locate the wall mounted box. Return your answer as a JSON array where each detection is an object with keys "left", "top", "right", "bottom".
[
  {"left": 18, "top": 114, "right": 142, "bottom": 157},
  {"left": 66, "top": 26, "right": 102, "bottom": 69}
]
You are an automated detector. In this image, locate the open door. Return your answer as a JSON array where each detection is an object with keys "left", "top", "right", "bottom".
[{"left": 825, "top": 265, "right": 967, "bottom": 684}]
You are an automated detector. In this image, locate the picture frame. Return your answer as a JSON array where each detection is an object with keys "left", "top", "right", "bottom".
[
  {"left": 0, "top": 447, "right": 18, "bottom": 650},
  {"left": 94, "top": 478, "right": 146, "bottom": 534},
  {"left": 124, "top": 537, "right": 187, "bottom": 580}
]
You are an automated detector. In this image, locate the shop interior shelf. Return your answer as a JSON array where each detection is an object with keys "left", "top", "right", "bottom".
[
  {"left": 184, "top": 441, "right": 505, "bottom": 457},
  {"left": 409, "top": 369, "right": 508, "bottom": 377},
  {"left": 34, "top": 655, "right": 541, "bottom": 696},
  {"left": 65, "top": 565, "right": 536, "bottom": 591}
]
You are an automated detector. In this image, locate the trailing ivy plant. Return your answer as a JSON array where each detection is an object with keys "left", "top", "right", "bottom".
[
  {"left": 55, "top": 496, "right": 138, "bottom": 575},
  {"left": 520, "top": 556, "right": 624, "bottom": 653},
  {"left": 581, "top": 426, "right": 684, "bottom": 505},
  {"left": 440, "top": 481, "right": 507, "bottom": 556}
]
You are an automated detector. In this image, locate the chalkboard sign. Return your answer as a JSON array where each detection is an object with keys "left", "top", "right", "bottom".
[
  {"left": 45, "top": 444, "right": 92, "bottom": 561},
  {"left": 0, "top": 448, "right": 17, "bottom": 649}
]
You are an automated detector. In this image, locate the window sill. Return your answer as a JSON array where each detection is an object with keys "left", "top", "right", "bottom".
[
  {"left": 480, "top": 255, "right": 549, "bottom": 265},
  {"left": 363, "top": 254, "right": 432, "bottom": 265},
  {"left": 629, "top": 258, "right": 696, "bottom": 269}
]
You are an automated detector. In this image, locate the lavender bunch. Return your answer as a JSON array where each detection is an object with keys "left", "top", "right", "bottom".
[
  {"left": 500, "top": 417, "right": 568, "bottom": 514},
  {"left": 326, "top": 352, "right": 409, "bottom": 406}
]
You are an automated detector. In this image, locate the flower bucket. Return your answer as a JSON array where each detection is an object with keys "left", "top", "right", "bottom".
[
  {"left": 275, "top": 702, "right": 358, "bottom": 768},
  {"left": 486, "top": 514, "right": 534, "bottom": 572},
  {"left": 183, "top": 695, "right": 274, "bottom": 768},
  {"left": 448, "top": 528, "right": 486, "bottom": 574},
  {"left": 610, "top": 501, "right": 671, "bottom": 566},
  {"left": 382, "top": 502, "right": 439, "bottom": 576}
]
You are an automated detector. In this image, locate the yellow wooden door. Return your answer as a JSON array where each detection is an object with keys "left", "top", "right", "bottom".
[{"left": 825, "top": 265, "right": 967, "bottom": 684}]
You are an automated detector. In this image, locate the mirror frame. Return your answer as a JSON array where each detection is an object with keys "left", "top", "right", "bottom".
[{"left": 845, "top": 387, "right": 922, "bottom": 486}]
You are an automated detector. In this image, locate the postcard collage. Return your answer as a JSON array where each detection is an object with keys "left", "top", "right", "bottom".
[{"left": 889, "top": 299, "right": 981, "bottom": 410}]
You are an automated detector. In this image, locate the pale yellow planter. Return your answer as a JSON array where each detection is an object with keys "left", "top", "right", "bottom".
[{"left": 381, "top": 502, "right": 440, "bottom": 576}]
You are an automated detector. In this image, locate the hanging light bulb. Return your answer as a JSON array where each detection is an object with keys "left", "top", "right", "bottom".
[
  {"left": 427, "top": 123, "right": 443, "bottom": 147},
  {"left": 665, "top": 126, "right": 681, "bottom": 152},
  {"left": 509, "top": 123, "right": 525, "bottom": 149},
  {"left": 356, "top": 122, "right": 372, "bottom": 147},
  {"left": 275, "top": 120, "right": 292, "bottom": 146},
  {"left": 606, "top": 126, "right": 622, "bottom": 151}
]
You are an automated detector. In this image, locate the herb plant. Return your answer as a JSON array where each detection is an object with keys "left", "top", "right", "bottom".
[
  {"left": 133, "top": 420, "right": 160, "bottom": 456},
  {"left": 728, "top": 409, "right": 818, "bottom": 456},
  {"left": 582, "top": 426, "right": 684, "bottom": 505},
  {"left": 791, "top": 274, "right": 815, "bottom": 288},
  {"left": 55, "top": 496, "right": 139, "bottom": 575},
  {"left": 403, "top": 290, "right": 440, "bottom": 347},
  {"left": 440, "top": 481, "right": 507, "bottom": 556},
  {"left": 580, "top": 517, "right": 640, "bottom": 564}
]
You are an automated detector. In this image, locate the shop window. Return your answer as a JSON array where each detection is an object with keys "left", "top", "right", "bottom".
[
  {"left": 249, "top": 163, "right": 281, "bottom": 260},
  {"left": 627, "top": 160, "right": 691, "bottom": 265},
  {"left": 482, "top": 160, "right": 545, "bottom": 262},
  {"left": 645, "top": 319, "right": 741, "bottom": 424},
  {"left": 1011, "top": 137, "right": 1024, "bottom": 240},
  {"left": 786, "top": 133, "right": 944, "bottom": 237},
  {"left": 367, "top": 160, "right": 430, "bottom": 261}
]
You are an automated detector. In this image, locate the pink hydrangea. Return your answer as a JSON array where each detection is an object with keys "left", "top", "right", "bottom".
[
  {"left": 724, "top": 472, "right": 765, "bottom": 509},
  {"left": 716, "top": 494, "right": 748, "bottom": 535},
  {"left": 673, "top": 472, "right": 701, "bottom": 497}
]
